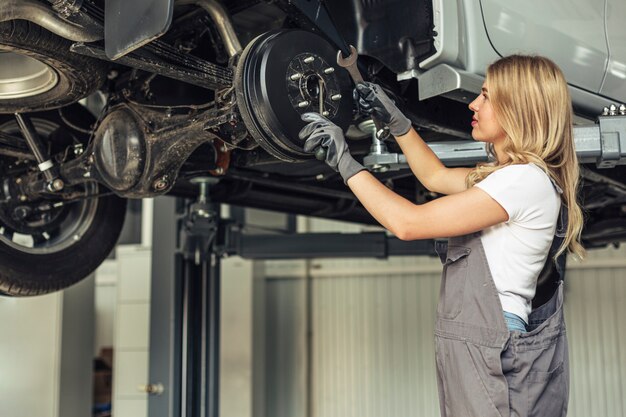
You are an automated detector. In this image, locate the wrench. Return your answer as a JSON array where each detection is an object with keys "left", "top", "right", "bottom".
[
  {"left": 310, "top": 45, "right": 388, "bottom": 162},
  {"left": 337, "top": 45, "right": 389, "bottom": 139}
]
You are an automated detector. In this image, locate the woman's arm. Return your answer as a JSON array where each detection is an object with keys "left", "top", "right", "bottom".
[
  {"left": 347, "top": 169, "right": 508, "bottom": 240},
  {"left": 353, "top": 83, "right": 470, "bottom": 195},
  {"left": 394, "top": 127, "right": 472, "bottom": 195}
]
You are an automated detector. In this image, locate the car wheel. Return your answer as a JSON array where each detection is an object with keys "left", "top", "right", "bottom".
[
  {"left": 0, "top": 20, "right": 106, "bottom": 114},
  {"left": 0, "top": 108, "right": 127, "bottom": 296},
  {"left": 235, "top": 29, "right": 353, "bottom": 161}
]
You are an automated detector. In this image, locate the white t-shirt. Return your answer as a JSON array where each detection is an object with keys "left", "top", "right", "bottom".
[{"left": 474, "top": 163, "right": 561, "bottom": 324}]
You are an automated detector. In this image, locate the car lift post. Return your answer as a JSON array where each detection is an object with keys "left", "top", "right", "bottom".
[
  {"left": 147, "top": 190, "right": 439, "bottom": 417},
  {"left": 147, "top": 178, "right": 224, "bottom": 417}
]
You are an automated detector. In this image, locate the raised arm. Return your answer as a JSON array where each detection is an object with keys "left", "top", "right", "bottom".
[
  {"left": 394, "top": 127, "right": 471, "bottom": 195},
  {"left": 299, "top": 112, "right": 507, "bottom": 240},
  {"left": 354, "top": 82, "right": 470, "bottom": 195}
]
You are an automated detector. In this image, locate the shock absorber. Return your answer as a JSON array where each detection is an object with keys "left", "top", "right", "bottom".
[{"left": 14, "top": 113, "right": 65, "bottom": 192}]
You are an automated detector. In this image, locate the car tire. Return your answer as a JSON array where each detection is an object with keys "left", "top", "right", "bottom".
[
  {"left": 0, "top": 193, "right": 127, "bottom": 296},
  {"left": 0, "top": 20, "right": 106, "bottom": 114},
  {"left": 0, "top": 107, "right": 127, "bottom": 296}
]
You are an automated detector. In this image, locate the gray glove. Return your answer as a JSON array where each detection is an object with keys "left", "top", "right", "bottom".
[
  {"left": 354, "top": 82, "right": 412, "bottom": 137},
  {"left": 299, "top": 112, "right": 365, "bottom": 183}
]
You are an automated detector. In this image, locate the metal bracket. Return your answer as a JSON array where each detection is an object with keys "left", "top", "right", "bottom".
[
  {"left": 179, "top": 178, "right": 221, "bottom": 264},
  {"left": 104, "top": 0, "right": 174, "bottom": 60},
  {"left": 398, "top": 63, "right": 484, "bottom": 103},
  {"left": 363, "top": 140, "right": 490, "bottom": 171},
  {"left": 597, "top": 111, "right": 626, "bottom": 168}
]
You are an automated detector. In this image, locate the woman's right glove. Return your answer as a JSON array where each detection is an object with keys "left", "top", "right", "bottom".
[
  {"left": 299, "top": 112, "right": 365, "bottom": 183},
  {"left": 354, "top": 82, "right": 412, "bottom": 137}
]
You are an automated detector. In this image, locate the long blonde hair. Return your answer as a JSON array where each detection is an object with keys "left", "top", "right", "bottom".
[{"left": 466, "top": 55, "right": 585, "bottom": 259}]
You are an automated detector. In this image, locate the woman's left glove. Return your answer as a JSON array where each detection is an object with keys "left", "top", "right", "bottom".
[{"left": 299, "top": 112, "right": 365, "bottom": 183}]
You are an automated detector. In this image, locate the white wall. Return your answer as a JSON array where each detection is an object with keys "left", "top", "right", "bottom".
[
  {"left": 0, "top": 276, "right": 95, "bottom": 417},
  {"left": 0, "top": 293, "right": 63, "bottom": 417}
]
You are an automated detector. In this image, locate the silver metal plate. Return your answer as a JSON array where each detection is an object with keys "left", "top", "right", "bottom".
[{"left": 105, "top": 0, "right": 174, "bottom": 60}]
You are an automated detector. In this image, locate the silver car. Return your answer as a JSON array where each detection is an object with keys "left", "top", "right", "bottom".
[{"left": 0, "top": 0, "right": 624, "bottom": 295}]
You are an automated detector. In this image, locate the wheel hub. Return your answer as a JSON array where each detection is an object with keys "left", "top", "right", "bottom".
[
  {"left": 0, "top": 52, "right": 59, "bottom": 100},
  {"left": 235, "top": 30, "right": 352, "bottom": 161}
]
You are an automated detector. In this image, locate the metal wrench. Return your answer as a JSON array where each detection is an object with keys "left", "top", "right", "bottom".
[
  {"left": 336, "top": 45, "right": 389, "bottom": 139},
  {"left": 310, "top": 45, "right": 389, "bottom": 163}
]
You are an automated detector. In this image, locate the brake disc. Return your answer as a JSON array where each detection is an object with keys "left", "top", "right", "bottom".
[{"left": 235, "top": 30, "right": 353, "bottom": 162}]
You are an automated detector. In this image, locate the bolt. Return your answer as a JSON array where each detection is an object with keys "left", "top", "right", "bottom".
[
  {"left": 323, "top": 67, "right": 335, "bottom": 74},
  {"left": 107, "top": 69, "right": 119, "bottom": 80},
  {"left": 331, "top": 94, "right": 342, "bottom": 101},
  {"left": 15, "top": 178, "right": 22, "bottom": 185},
  {"left": 220, "top": 144, "right": 228, "bottom": 152},
  {"left": 214, "top": 167, "right": 224, "bottom": 175},
  {"left": 322, "top": 111, "right": 330, "bottom": 116},
  {"left": 83, "top": 172, "right": 91, "bottom": 178},
  {"left": 49, "top": 179, "right": 64, "bottom": 192},
  {"left": 153, "top": 178, "right": 168, "bottom": 191},
  {"left": 303, "top": 56, "right": 315, "bottom": 64},
  {"left": 19, "top": 195, "right": 27, "bottom": 202},
  {"left": 290, "top": 73, "right": 303, "bottom": 81},
  {"left": 298, "top": 100, "right": 310, "bottom": 108}
]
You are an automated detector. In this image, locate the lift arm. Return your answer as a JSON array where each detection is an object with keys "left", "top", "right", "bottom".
[{"left": 364, "top": 109, "right": 626, "bottom": 171}]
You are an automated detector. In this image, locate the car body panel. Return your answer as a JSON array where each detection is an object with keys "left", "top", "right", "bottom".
[
  {"left": 479, "top": 0, "right": 608, "bottom": 95},
  {"left": 600, "top": 0, "right": 626, "bottom": 101}
]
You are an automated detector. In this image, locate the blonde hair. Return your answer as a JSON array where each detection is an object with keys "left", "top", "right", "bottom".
[{"left": 466, "top": 55, "right": 585, "bottom": 259}]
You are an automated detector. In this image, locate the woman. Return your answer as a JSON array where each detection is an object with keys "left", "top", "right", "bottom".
[{"left": 299, "top": 55, "right": 584, "bottom": 417}]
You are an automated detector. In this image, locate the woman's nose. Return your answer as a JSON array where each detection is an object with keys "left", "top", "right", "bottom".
[{"left": 468, "top": 98, "right": 479, "bottom": 112}]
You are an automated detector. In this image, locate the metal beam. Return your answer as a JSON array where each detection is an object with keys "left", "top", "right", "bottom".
[{"left": 226, "top": 231, "right": 438, "bottom": 259}]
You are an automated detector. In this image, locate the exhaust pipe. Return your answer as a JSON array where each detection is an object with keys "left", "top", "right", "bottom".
[
  {"left": 0, "top": 0, "right": 102, "bottom": 42},
  {"left": 177, "top": 0, "right": 242, "bottom": 57}
]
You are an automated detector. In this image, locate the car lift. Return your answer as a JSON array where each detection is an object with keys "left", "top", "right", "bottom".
[
  {"left": 144, "top": 181, "right": 439, "bottom": 417},
  {"left": 144, "top": 107, "right": 626, "bottom": 417}
]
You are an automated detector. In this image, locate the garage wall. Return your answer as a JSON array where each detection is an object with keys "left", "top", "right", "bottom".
[
  {"left": 565, "top": 249, "right": 626, "bottom": 417},
  {"left": 260, "top": 218, "right": 626, "bottom": 417}
]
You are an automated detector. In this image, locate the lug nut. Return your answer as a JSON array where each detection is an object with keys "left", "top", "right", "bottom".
[
  {"left": 331, "top": 94, "right": 342, "bottom": 101},
  {"left": 19, "top": 195, "right": 27, "bottom": 202},
  {"left": 609, "top": 104, "right": 617, "bottom": 115},
  {"left": 303, "top": 56, "right": 315, "bottom": 64},
  {"left": 322, "top": 111, "right": 330, "bottom": 116},
  {"left": 15, "top": 178, "right": 22, "bottom": 185},
  {"left": 619, "top": 104, "right": 626, "bottom": 115},
  {"left": 290, "top": 73, "right": 303, "bottom": 81},
  {"left": 298, "top": 101, "right": 310, "bottom": 108},
  {"left": 323, "top": 67, "right": 335, "bottom": 74},
  {"left": 602, "top": 107, "right": 610, "bottom": 116}
]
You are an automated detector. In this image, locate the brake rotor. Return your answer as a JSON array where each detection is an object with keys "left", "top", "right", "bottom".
[{"left": 235, "top": 30, "right": 353, "bottom": 162}]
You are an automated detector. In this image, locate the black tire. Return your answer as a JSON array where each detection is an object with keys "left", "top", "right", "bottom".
[
  {"left": 0, "top": 107, "right": 127, "bottom": 296},
  {"left": 0, "top": 193, "right": 127, "bottom": 296},
  {"left": 0, "top": 20, "right": 106, "bottom": 114}
]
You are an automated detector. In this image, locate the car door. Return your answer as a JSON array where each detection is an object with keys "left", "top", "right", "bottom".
[
  {"left": 479, "top": 0, "right": 608, "bottom": 95},
  {"left": 599, "top": 0, "right": 626, "bottom": 102}
]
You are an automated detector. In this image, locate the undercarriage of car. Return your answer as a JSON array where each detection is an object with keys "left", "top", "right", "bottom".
[{"left": 0, "top": 0, "right": 625, "bottom": 295}]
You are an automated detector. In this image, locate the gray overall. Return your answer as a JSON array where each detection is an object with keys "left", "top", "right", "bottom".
[{"left": 434, "top": 208, "right": 569, "bottom": 417}]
